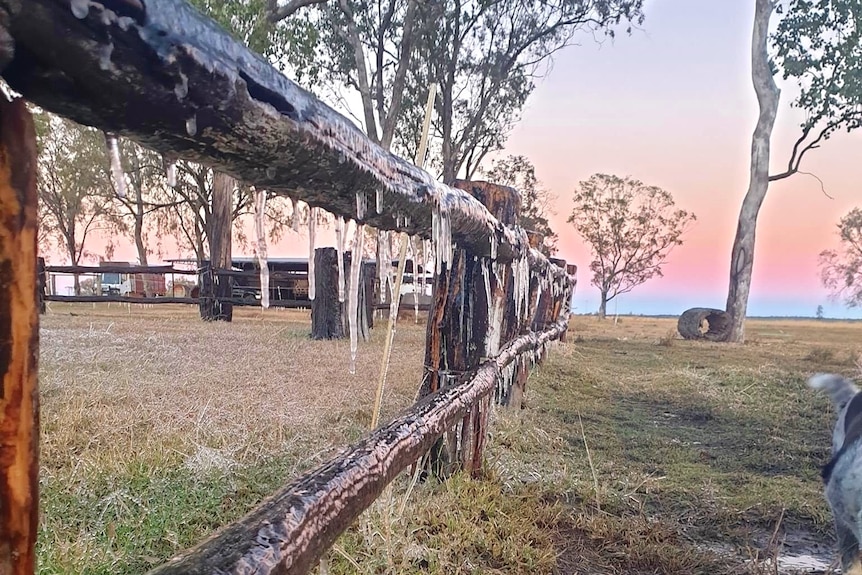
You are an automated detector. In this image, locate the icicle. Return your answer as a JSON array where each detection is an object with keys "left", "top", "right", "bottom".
[
  {"left": 335, "top": 217, "right": 346, "bottom": 302},
  {"left": 308, "top": 207, "right": 317, "bottom": 301},
  {"left": 411, "top": 237, "right": 420, "bottom": 323},
  {"left": 292, "top": 199, "right": 302, "bottom": 233},
  {"left": 348, "top": 224, "right": 366, "bottom": 374},
  {"left": 482, "top": 258, "right": 492, "bottom": 313},
  {"left": 377, "top": 230, "right": 388, "bottom": 304},
  {"left": 490, "top": 234, "right": 498, "bottom": 261},
  {"left": 384, "top": 234, "right": 395, "bottom": 311},
  {"left": 185, "top": 114, "right": 197, "bottom": 137},
  {"left": 174, "top": 71, "right": 189, "bottom": 100},
  {"left": 431, "top": 204, "right": 452, "bottom": 271},
  {"left": 355, "top": 191, "right": 367, "bottom": 220},
  {"left": 165, "top": 158, "right": 177, "bottom": 188},
  {"left": 104, "top": 132, "right": 126, "bottom": 199},
  {"left": 376, "top": 189, "right": 383, "bottom": 214},
  {"left": 254, "top": 190, "right": 270, "bottom": 309},
  {"left": 420, "top": 239, "right": 429, "bottom": 298},
  {"left": 71, "top": 0, "right": 89, "bottom": 19}
]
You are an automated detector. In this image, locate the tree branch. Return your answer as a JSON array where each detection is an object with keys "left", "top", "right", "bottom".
[
  {"left": 267, "top": 0, "right": 329, "bottom": 23},
  {"left": 768, "top": 118, "right": 842, "bottom": 181}
]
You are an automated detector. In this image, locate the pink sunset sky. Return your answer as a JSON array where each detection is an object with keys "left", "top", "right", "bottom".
[{"left": 81, "top": 0, "right": 860, "bottom": 318}]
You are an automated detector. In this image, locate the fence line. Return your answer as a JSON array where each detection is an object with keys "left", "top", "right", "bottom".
[{"left": 0, "top": 3, "right": 578, "bottom": 575}]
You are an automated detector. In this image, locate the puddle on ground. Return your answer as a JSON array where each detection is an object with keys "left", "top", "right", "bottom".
[
  {"left": 702, "top": 529, "right": 835, "bottom": 574},
  {"left": 769, "top": 552, "right": 833, "bottom": 573}
]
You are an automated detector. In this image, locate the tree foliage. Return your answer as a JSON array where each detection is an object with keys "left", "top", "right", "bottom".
[
  {"left": 266, "top": 0, "right": 422, "bottom": 148},
  {"left": 35, "top": 112, "right": 115, "bottom": 269},
  {"left": 190, "top": 0, "right": 319, "bottom": 81},
  {"left": 770, "top": 0, "right": 862, "bottom": 181},
  {"left": 483, "top": 155, "right": 557, "bottom": 256},
  {"left": 819, "top": 207, "right": 862, "bottom": 308},
  {"left": 568, "top": 174, "right": 695, "bottom": 318},
  {"left": 405, "top": 0, "right": 645, "bottom": 181},
  {"left": 267, "top": 0, "right": 644, "bottom": 179}
]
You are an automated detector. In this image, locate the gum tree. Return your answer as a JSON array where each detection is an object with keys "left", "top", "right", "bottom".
[
  {"left": 725, "top": 0, "right": 862, "bottom": 342},
  {"left": 820, "top": 207, "right": 862, "bottom": 308},
  {"left": 568, "top": 174, "right": 695, "bottom": 318}
]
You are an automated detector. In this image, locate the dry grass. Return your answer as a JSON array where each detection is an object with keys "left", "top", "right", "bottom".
[
  {"left": 36, "top": 306, "right": 862, "bottom": 575},
  {"left": 38, "top": 303, "right": 425, "bottom": 573}
]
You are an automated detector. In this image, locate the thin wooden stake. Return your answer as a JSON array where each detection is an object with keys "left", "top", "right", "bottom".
[{"left": 370, "top": 84, "right": 436, "bottom": 430}]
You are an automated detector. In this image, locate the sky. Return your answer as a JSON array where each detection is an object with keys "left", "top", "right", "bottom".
[
  {"left": 498, "top": 0, "right": 862, "bottom": 318},
  {"left": 75, "top": 0, "right": 861, "bottom": 318}
]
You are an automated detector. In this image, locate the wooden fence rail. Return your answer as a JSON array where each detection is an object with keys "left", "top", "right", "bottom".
[
  {"left": 148, "top": 315, "right": 571, "bottom": 575},
  {"left": 0, "top": 2, "right": 578, "bottom": 575}
]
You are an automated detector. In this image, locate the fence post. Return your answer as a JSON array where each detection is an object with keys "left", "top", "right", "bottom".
[
  {"left": 311, "top": 247, "right": 345, "bottom": 340},
  {"left": 418, "top": 180, "right": 521, "bottom": 477},
  {"left": 36, "top": 257, "right": 46, "bottom": 314},
  {"left": 362, "top": 261, "right": 376, "bottom": 331},
  {"left": 0, "top": 98, "right": 40, "bottom": 575},
  {"left": 199, "top": 265, "right": 233, "bottom": 321}
]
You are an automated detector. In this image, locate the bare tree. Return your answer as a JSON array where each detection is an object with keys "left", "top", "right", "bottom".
[
  {"left": 35, "top": 112, "right": 115, "bottom": 292},
  {"left": 568, "top": 174, "right": 695, "bottom": 318},
  {"left": 820, "top": 207, "right": 862, "bottom": 308},
  {"left": 725, "top": 0, "right": 862, "bottom": 341}
]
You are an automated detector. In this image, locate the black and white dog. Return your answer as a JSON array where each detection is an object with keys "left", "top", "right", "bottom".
[{"left": 809, "top": 373, "right": 862, "bottom": 575}]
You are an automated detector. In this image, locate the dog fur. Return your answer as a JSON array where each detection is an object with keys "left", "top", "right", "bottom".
[{"left": 809, "top": 373, "right": 862, "bottom": 574}]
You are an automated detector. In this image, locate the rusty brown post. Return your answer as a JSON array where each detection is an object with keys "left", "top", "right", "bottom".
[{"left": 0, "top": 98, "right": 40, "bottom": 575}]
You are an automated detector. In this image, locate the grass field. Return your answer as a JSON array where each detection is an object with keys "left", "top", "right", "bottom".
[{"left": 36, "top": 303, "right": 861, "bottom": 574}]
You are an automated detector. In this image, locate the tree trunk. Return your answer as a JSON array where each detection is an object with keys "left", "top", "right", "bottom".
[
  {"left": 134, "top": 211, "right": 150, "bottom": 296},
  {"left": 205, "top": 171, "right": 234, "bottom": 321},
  {"left": 134, "top": 211, "right": 147, "bottom": 265},
  {"left": 724, "top": 0, "right": 780, "bottom": 343},
  {"left": 598, "top": 293, "right": 608, "bottom": 319}
]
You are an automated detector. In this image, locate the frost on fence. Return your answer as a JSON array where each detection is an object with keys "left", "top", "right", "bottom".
[
  {"left": 348, "top": 224, "right": 366, "bottom": 375},
  {"left": 335, "top": 216, "right": 346, "bottom": 303},
  {"left": 308, "top": 207, "right": 317, "bottom": 301},
  {"left": 253, "top": 189, "right": 270, "bottom": 309},
  {"left": 104, "top": 132, "right": 126, "bottom": 198}
]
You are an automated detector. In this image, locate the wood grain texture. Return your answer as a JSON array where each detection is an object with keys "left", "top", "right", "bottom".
[{"left": 0, "top": 98, "right": 39, "bottom": 575}]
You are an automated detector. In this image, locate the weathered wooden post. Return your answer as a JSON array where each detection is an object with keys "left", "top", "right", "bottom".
[
  {"left": 362, "top": 261, "right": 375, "bottom": 331},
  {"left": 418, "top": 180, "right": 521, "bottom": 476},
  {"left": 311, "top": 247, "right": 344, "bottom": 340},
  {"left": 0, "top": 98, "right": 40, "bottom": 575}
]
